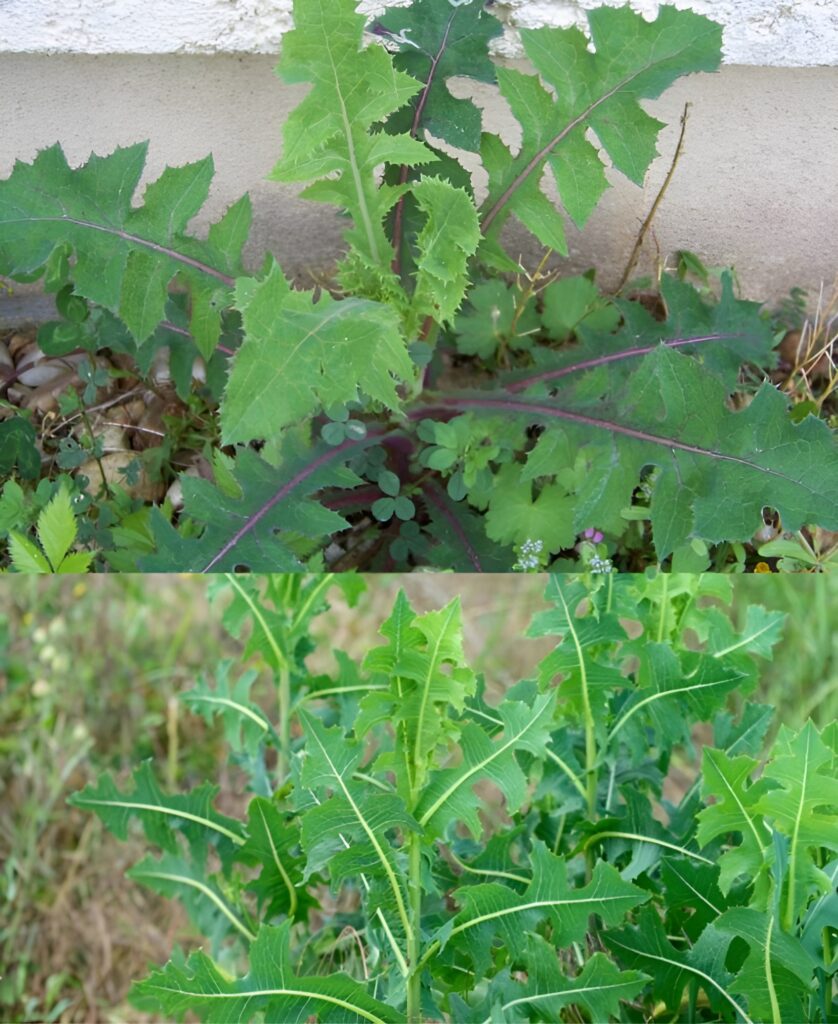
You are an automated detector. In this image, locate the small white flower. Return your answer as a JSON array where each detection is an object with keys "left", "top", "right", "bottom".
[{"left": 590, "top": 555, "right": 613, "bottom": 575}]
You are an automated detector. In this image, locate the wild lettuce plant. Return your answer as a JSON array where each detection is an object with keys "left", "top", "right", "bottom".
[
  {"left": 2, "top": 0, "right": 837, "bottom": 572},
  {"left": 68, "top": 574, "right": 838, "bottom": 1021}
]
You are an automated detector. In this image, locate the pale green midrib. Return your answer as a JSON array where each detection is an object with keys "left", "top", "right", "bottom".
[
  {"left": 712, "top": 618, "right": 779, "bottom": 658},
  {"left": 609, "top": 673, "right": 743, "bottom": 740},
  {"left": 224, "top": 573, "right": 286, "bottom": 672},
  {"left": 663, "top": 862, "right": 722, "bottom": 916},
  {"left": 604, "top": 936, "right": 755, "bottom": 1024},
  {"left": 256, "top": 802, "right": 297, "bottom": 918},
  {"left": 765, "top": 913, "right": 782, "bottom": 1024},
  {"left": 450, "top": 851, "right": 530, "bottom": 886},
  {"left": 418, "top": 698, "right": 551, "bottom": 826},
  {"left": 704, "top": 749, "right": 767, "bottom": 854},
  {"left": 494, "top": 980, "right": 639, "bottom": 1018},
  {"left": 462, "top": 689, "right": 585, "bottom": 799},
  {"left": 584, "top": 831, "right": 714, "bottom": 867},
  {"left": 308, "top": 724, "right": 412, "bottom": 941},
  {"left": 544, "top": 746, "right": 588, "bottom": 800},
  {"left": 185, "top": 694, "right": 269, "bottom": 730},
  {"left": 323, "top": 34, "right": 379, "bottom": 265},
  {"left": 786, "top": 731, "right": 811, "bottom": 929},
  {"left": 298, "top": 683, "right": 387, "bottom": 705},
  {"left": 144, "top": 983, "right": 388, "bottom": 1024},
  {"left": 6, "top": 215, "right": 234, "bottom": 285},
  {"left": 412, "top": 604, "right": 458, "bottom": 787},
  {"left": 450, "top": 892, "right": 642, "bottom": 938},
  {"left": 308, "top": 789, "right": 409, "bottom": 976},
  {"left": 76, "top": 798, "right": 244, "bottom": 844},
  {"left": 291, "top": 574, "right": 334, "bottom": 632},
  {"left": 135, "top": 869, "right": 255, "bottom": 941},
  {"left": 554, "top": 584, "right": 596, "bottom": 816}
]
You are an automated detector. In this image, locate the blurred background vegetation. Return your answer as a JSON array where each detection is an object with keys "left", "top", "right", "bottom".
[{"left": 1, "top": 573, "right": 837, "bottom": 1023}]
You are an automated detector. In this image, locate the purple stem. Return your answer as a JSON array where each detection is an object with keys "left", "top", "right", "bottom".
[
  {"left": 19, "top": 216, "right": 235, "bottom": 286},
  {"left": 421, "top": 481, "right": 483, "bottom": 571},
  {"left": 200, "top": 431, "right": 385, "bottom": 572},
  {"left": 505, "top": 333, "right": 750, "bottom": 392},
  {"left": 408, "top": 393, "right": 806, "bottom": 487},
  {"left": 389, "top": 10, "right": 457, "bottom": 276}
]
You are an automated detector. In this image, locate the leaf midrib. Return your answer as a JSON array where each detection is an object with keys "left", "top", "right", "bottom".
[
  {"left": 479, "top": 25, "right": 718, "bottom": 233},
  {"left": 418, "top": 695, "right": 552, "bottom": 826},
  {"left": 7, "top": 215, "right": 234, "bottom": 285}
]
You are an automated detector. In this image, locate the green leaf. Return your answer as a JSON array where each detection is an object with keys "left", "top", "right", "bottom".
[
  {"left": 540, "top": 275, "right": 619, "bottom": 342},
  {"left": 479, "top": 6, "right": 722, "bottom": 260},
  {"left": 416, "top": 691, "right": 557, "bottom": 838},
  {"left": 67, "top": 761, "right": 246, "bottom": 868},
  {"left": 128, "top": 852, "right": 256, "bottom": 945},
  {"left": 409, "top": 176, "right": 481, "bottom": 324},
  {"left": 270, "top": 0, "right": 433, "bottom": 274},
  {"left": 360, "top": 592, "right": 477, "bottom": 793},
  {"left": 453, "top": 279, "right": 539, "bottom": 360},
  {"left": 7, "top": 531, "right": 52, "bottom": 573},
  {"left": 475, "top": 938, "right": 649, "bottom": 1024},
  {"left": 0, "top": 144, "right": 248, "bottom": 352},
  {"left": 35, "top": 485, "right": 77, "bottom": 571},
  {"left": 604, "top": 906, "right": 753, "bottom": 1021},
  {"left": 180, "top": 662, "right": 276, "bottom": 755},
  {"left": 714, "top": 908, "right": 816, "bottom": 1023},
  {"left": 221, "top": 262, "right": 413, "bottom": 444},
  {"left": 442, "top": 841, "right": 649, "bottom": 974},
  {"left": 296, "top": 712, "right": 416, "bottom": 939},
  {"left": 753, "top": 721, "right": 838, "bottom": 929},
  {"left": 609, "top": 647, "right": 748, "bottom": 752},
  {"left": 0, "top": 417, "right": 41, "bottom": 481},
  {"left": 130, "top": 920, "right": 402, "bottom": 1023},
  {"left": 483, "top": 463, "right": 577, "bottom": 555},
  {"left": 238, "top": 798, "right": 307, "bottom": 921},
  {"left": 528, "top": 576, "right": 626, "bottom": 724},
  {"left": 438, "top": 345, "right": 838, "bottom": 557},
  {"left": 375, "top": 0, "right": 501, "bottom": 153},
  {"left": 696, "top": 746, "right": 772, "bottom": 895},
  {"left": 0, "top": 480, "right": 27, "bottom": 534},
  {"left": 139, "top": 437, "right": 371, "bottom": 572}
]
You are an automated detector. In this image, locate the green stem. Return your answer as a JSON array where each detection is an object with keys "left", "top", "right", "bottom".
[
  {"left": 406, "top": 830, "right": 423, "bottom": 1023},
  {"left": 277, "top": 661, "right": 291, "bottom": 783},
  {"left": 657, "top": 574, "right": 669, "bottom": 643}
]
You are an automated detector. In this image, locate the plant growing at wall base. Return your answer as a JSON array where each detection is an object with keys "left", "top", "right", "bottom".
[
  {"left": 67, "top": 573, "right": 838, "bottom": 1021},
  {"left": 2, "top": 0, "right": 837, "bottom": 571}
]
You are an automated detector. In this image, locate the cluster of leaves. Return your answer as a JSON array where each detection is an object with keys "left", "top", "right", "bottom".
[
  {"left": 2, "top": 0, "right": 837, "bottom": 572},
  {"left": 68, "top": 573, "right": 838, "bottom": 1022}
]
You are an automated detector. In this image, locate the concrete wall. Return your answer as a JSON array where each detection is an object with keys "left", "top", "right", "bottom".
[{"left": 1, "top": 1, "right": 837, "bottom": 306}]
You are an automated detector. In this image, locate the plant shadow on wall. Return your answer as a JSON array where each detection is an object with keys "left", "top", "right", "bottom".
[
  {"left": 1, "top": 0, "right": 837, "bottom": 573},
  {"left": 54, "top": 573, "right": 838, "bottom": 1023}
]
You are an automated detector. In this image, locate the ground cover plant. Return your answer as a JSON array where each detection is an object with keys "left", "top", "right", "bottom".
[
  {"left": 60, "top": 573, "right": 838, "bottom": 1022},
  {"left": 1, "top": 0, "right": 837, "bottom": 572}
]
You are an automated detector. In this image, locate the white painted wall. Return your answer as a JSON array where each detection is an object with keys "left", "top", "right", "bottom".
[{"left": 1, "top": 0, "right": 836, "bottom": 66}]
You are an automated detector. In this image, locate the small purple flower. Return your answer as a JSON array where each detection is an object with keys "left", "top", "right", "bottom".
[{"left": 583, "top": 527, "right": 604, "bottom": 544}]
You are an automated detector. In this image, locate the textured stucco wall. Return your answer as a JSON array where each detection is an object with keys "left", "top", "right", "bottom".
[
  {"left": 0, "top": 0, "right": 836, "bottom": 65},
  {"left": 1, "top": 0, "right": 836, "bottom": 311},
  {"left": 1, "top": 53, "right": 836, "bottom": 307}
]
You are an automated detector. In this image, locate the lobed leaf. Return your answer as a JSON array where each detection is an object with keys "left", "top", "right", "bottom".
[
  {"left": 139, "top": 436, "right": 375, "bottom": 572},
  {"left": 180, "top": 662, "right": 276, "bottom": 756},
  {"left": 130, "top": 920, "right": 402, "bottom": 1023},
  {"left": 416, "top": 691, "right": 557, "bottom": 838},
  {"left": 441, "top": 841, "right": 649, "bottom": 974},
  {"left": 271, "top": 0, "right": 433, "bottom": 274},
  {"left": 67, "top": 762, "right": 245, "bottom": 869},
  {"left": 0, "top": 144, "right": 249, "bottom": 354},
  {"left": 221, "top": 262, "right": 414, "bottom": 444},
  {"left": 479, "top": 6, "right": 722, "bottom": 263}
]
